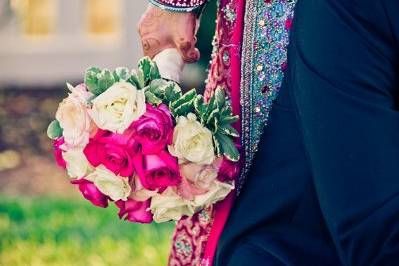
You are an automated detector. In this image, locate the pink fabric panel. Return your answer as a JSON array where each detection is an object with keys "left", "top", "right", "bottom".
[{"left": 201, "top": 0, "right": 245, "bottom": 265}]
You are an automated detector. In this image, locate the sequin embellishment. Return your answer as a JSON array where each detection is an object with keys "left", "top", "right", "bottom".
[{"left": 238, "top": 0, "right": 297, "bottom": 195}]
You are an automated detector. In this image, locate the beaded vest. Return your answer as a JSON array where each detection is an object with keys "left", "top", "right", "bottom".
[{"left": 168, "top": 0, "right": 297, "bottom": 265}]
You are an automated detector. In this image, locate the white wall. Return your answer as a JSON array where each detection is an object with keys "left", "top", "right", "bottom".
[{"left": 0, "top": 0, "right": 148, "bottom": 87}]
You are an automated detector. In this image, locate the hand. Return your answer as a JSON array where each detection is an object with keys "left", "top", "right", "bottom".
[{"left": 138, "top": 5, "right": 200, "bottom": 63}]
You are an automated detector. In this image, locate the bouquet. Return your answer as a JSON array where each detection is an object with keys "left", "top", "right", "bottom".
[{"left": 47, "top": 54, "right": 240, "bottom": 223}]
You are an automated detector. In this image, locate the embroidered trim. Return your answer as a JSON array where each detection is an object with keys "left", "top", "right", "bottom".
[
  {"left": 238, "top": 0, "right": 297, "bottom": 195},
  {"left": 168, "top": 0, "right": 239, "bottom": 264},
  {"left": 148, "top": 0, "right": 208, "bottom": 14}
]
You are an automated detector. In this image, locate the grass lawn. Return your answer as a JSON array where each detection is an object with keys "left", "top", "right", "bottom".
[{"left": 0, "top": 196, "right": 174, "bottom": 266}]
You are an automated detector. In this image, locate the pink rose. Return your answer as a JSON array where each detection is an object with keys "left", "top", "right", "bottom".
[
  {"left": 133, "top": 150, "right": 181, "bottom": 191},
  {"left": 71, "top": 178, "right": 109, "bottom": 208},
  {"left": 53, "top": 138, "right": 66, "bottom": 168},
  {"left": 178, "top": 162, "right": 219, "bottom": 200},
  {"left": 217, "top": 157, "right": 240, "bottom": 182},
  {"left": 84, "top": 129, "right": 138, "bottom": 177},
  {"left": 115, "top": 198, "right": 153, "bottom": 223},
  {"left": 130, "top": 104, "right": 173, "bottom": 155},
  {"left": 56, "top": 83, "right": 97, "bottom": 150},
  {"left": 177, "top": 157, "right": 238, "bottom": 200}
]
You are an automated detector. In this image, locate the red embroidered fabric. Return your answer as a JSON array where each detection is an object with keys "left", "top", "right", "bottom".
[{"left": 168, "top": 1, "right": 243, "bottom": 265}]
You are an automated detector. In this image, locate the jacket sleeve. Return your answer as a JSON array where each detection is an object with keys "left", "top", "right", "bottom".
[{"left": 148, "top": 0, "right": 208, "bottom": 13}]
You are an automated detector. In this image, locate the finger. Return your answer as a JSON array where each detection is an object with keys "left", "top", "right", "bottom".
[
  {"left": 177, "top": 40, "right": 200, "bottom": 63},
  {"left": 138, "top": 6, "right": 170, "bottom": 58}
]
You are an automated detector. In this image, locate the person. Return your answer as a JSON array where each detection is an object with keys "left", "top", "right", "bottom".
[{"left": 138, "top": 0, "right": 399, "bottom": 265}]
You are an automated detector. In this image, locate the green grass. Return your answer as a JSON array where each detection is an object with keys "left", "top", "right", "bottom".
[{"left": 0, "top": 196, "right": 174, "bottom": 266}]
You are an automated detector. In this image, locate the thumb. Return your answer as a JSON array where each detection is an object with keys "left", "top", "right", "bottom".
[{"left": 174, "top": 15, "right": 201, "bottom": 63}]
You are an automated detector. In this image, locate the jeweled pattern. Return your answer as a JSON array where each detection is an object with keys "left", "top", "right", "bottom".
[
  {"left": 168, "top": 0, "right": 297, "bottom": 264},
  {"left": 238, "top": 0, "right": 297, "bottom": 194},
  {"left": 204, "top": 0, "right": 238, "bottom": 101},
  {"left": 168, "top": 206, "right": 213, "bottom": 266},
  {"left": 169, "top": 0, "right": 237, "bottom": 265},
  {"left": 153, "top": 0, "right": 207, "bottom": 7}
]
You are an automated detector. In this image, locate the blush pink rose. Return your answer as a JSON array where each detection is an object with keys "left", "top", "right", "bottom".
[
  {"left": 71, "top": 178, "right": 109, "bottom": 208},
  {"left": 56, "top": 83, "right": 97, "bottom": 150},
  {"left": 133, "top": 150, "right": 181, "bottom": 191},
  {"left": 177, "top": 157, "right": 238, "bottom": 200},
  {"left": 177, "top": 161, "right": 218, "bottom": 200},
  {"left": 84, "top": 129, "right": 138, "bottom": 177},
  {"left": 115, "top": 198, "right": 153, "bottom": 223},
  {"left": 53, "top": 138, "right": 66, "bottom": 168},
  {"left": 130, "top": 104, "right": 173, "bottom": 155}
]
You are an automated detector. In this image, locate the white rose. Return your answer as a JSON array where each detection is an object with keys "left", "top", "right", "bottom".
[
  {"left": 62, "top": 148, "right": 93, "bottom": 178},
  {"left": 150, "top": 180, "right": 234, "bottom": 223},
  {"left": 192, "top": 180, "right": 234, "bottom": 209},
  {"left": 89, "top": 81, "right": 146, "bottom": 134},
  {"left": 168, "top": 113, "right": 215, "bottom": 165},
  {"left": 56, "top": 83, "right": 95, "bottom": 149},
  {"left": 85, "top": 165, "right": 131, "bottom": 201},
  {"left": 150, "top": 187, "right": 195, "bottom": 223}
]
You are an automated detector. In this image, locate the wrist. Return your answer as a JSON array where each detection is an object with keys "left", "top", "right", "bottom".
[{"left": 148, "top": 0, "right": 207, "bottom": 17}]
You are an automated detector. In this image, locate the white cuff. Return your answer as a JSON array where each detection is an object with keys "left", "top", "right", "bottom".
[{"left": 153, "top": 48, "right": 185, "bottom": 83}]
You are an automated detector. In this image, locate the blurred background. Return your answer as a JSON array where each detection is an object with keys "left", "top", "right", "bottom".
[{"left": 0, "top": 0, "right": 216, "bottom": 265}]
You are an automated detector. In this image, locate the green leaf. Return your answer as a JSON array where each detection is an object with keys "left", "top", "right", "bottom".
[
  {"left": 213, "top": 135, "right": 222, "bottom": 157},
  {"left": 84, "top": 67, "right": 115, "bottom": 95},
  {"left": 214, "top": 132, "right": 240, "bottom": 162},
  {"left": 206, "top": 108, "right": 220, "bottom": 127},
  {"left": 148, "top": 79, "right": 168, "bottom": 98},
  {"left": 194, "top": 95, "right": 207, "bottom": 116},
  {"left": 149, "top": 60, "right": 161, "bottom": 80},
  {"left": 221, "top": 115, "right": 239, "bottom": 125},
  {"left": 219, "top": 124, "right": 239, "bottom": 137},
  {"left": 213, "top": 117, "right": 219, "bottom": 134},
  {"left": 214, "top": 87, "right": 226, "bottom": 108},
  {"left": 201, "top": 95, "right": 215, "bottom": 124},
  {"left": 129, "top": 69, "right": 145, "bottom": 89},
  {"left": 137, "top": 56, "right": 152, "bottom": 77},
  {"left": 173, "top": 100, "right": 194, "bottom": 117},
  {"left": 164, "top": 82, "right": 182, "bottom": 103},
  {"left": 220, "top": 106, "right": 232, "bottom": 117},
  {"left": 171, "top": 89, "right": 197, "bottom": 109},
  {"left": 84, "top": 67, "right": 101, "bottom": 95},
  {"left": 145, "top": 90, "right": 162, "bottom": 106},
  {"left": 47, "top": 120, "right": 63, "bottom": 140},
  {"left": 113, "top": 67, "right": 131, "bottom": 81},
  {"left": 97, "top": 69, "right": 115, "bottom": 93},
  {"left": 138, "top": 56, "right": 160, "bottom": 85}
]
